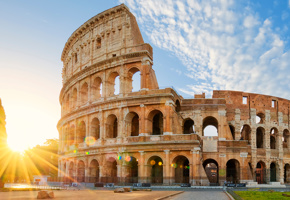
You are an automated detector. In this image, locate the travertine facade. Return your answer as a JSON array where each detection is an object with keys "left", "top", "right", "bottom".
[{"left": 58, "top": 4, "right": 290, "bottom": 186}]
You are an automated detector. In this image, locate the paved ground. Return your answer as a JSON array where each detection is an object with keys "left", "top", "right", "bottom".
[
  {"left": 165, "top": 191, "right": 230, "bottom": 200},
  {"left": 0, "top": 190, "right": 182, "bottom": 200}
]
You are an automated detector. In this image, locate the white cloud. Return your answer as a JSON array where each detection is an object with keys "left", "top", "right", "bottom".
[{"left": 121, "top": 0, "right": 290, "bottom": 99}]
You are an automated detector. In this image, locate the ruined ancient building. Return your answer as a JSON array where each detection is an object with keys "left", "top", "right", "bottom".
[{"left": 58, "top": 4, "right": 290, "bottom": 186}]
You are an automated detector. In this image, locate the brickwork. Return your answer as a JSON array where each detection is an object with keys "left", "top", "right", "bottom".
[{"left": 58, "top": 4, "right": 290, "bottom": 186}]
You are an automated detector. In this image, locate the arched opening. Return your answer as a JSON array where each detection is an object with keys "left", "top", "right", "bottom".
[
  {"left": 229, "top": 125, "right": 235, "bottom": 140},
  {"left": 240, "top": 124, "right": 251, "bottom": 144},
  {"left": 72, "top": 88, "right": 77, "bottom": 108},
  {"left": 68, "top": 162, "right": 74, "bottom": 183},
  {"left": 256, "top": 161, "right": 266, "bottom": 184},
  {"left": 172, "top": 156, "right": 190, "bottom": 183},
  {"left": 77, "top": 121, "right": 86, "bottom": 144},
  {"left": 203, "top": 116, "right": 218, "bottom": 136},
  {"left": 270, "top": 162, "right": 277, "bottom": 182},
  {"left": 226, "top": 159, "right": 240, "bottom": 183},
  {"left": 183, "top": 119, "right": 195, "bottom": 134},
  {"left": 68, "top": 125, "right": 75, "bottom": 145},
  {"left": 284, "top": 164, "right": 290, "bottom": 183},
  {"left": 175, "top": 100, "right": 181, "bottom": 112},
  {"left": 80, "top": 82, "right": 88, "bottom": 104},
  {"left": 105, "top": 157, "right": 117, "bottom": 183},
  {"left": 107, "top": 72, "right": 120, "bottom": 96},
  {"left": 256, "top": 113, "right": 265, "bottom": 124},
  {"left": 270, "top": 128, "right": 278, "bottom": 150},
  {"left": 283, "top": 129, "right": 290, "bottom": 148},
  {"left": 125, "top": 112, "right": 139, "bottom": 137},
  {"left": 148, "top": 156, "right": 163, "bottom": 184},
  {"left": 203, "top": 159, "right": 219, "bottom": 185},
  {"left": 91, "top": 77, "right": 102, "bottom": 100},
  {"left": 148, "top": 110, "right": 163, "bottom": 135},
  {"left": 107, "top": 114, "right": 118, "bottom": 138},
  {"left": 129, "top": 67, "right": 141, "bottom": 92},
  {"left": 89, "top": 159, "right": 99, "bottom": 183},
  {"left": 91, "top": 118, "right": 100, "bottom": 140},
  {"left": 77, "top": 161, "right": 85, "bottom": 183},
  {"left": 126, "top": 156, "right": 138, "bottom": 183},
  {"left": 256, "top": 127, "right": 265, "bottom": 148},
  {"left": 65, "top": 94, "right": 70, "bottom": 112}
]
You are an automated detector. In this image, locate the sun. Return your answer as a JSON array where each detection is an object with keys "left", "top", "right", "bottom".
[{"left": 7, "top": 137, "right": 30, "bottom": 153}]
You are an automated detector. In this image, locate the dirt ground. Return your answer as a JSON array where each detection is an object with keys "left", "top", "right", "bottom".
[{"left": 0, "top": 189, "right": 182, "bottom": 200}]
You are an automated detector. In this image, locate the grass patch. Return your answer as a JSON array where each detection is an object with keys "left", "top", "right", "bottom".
[{"left": 235, "top": 191, "right": 290, "bottom": 200}]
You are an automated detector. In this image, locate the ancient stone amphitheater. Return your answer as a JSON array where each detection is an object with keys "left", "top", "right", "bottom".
[{"left": 58, "top": 4, "right": 290, "bottom": 186}]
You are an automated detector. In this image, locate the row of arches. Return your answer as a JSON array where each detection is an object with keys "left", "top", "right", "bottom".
[
  {"left": 63, "top": 68, "right": 141, "bottom": 111},
  {"left": 63, "top": 113, "right": 221, "bottom": 147}
]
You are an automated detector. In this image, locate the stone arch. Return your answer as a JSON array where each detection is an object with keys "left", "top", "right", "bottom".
[
  {"left": 270, "top": 127, "right": 278, "bottom": 149},
  {"left": 203, "top": 159, "right": 219, "bottom": 185},
  {"left": 270, "top": 162, "right": 278, "bottom": 182},
  {"left": 91, "top": 118, "right": 100, "bottom": 140},
  {"left": 147, "top": 156, "right": 163, "bottom": 184},
  {"left": 240, "top": 124, "right": 251, "bottom": 144},
  {"left": 80, "top": 82, "right": 88, "bottom": 104},
  {"left": 96, "top": 37, "right": 101, "bottom": 49},
  {"left": 68, "top": 161, "right": 75, "bottom": 182},
  {"left": 256, "top": 127, "right": 265, "bottom": 148},
  {"left": 125, "top": 112, "right": 139, "bottom": 136},
  {"left": 256, "top": 112, "right": 265, "bottom": 124},
  {"left": 256, "top": 161, "right": 266, "bottom": 184},
  {"left": 77, "top": 121, "right": 86, "bottom": 144},
  {"left": 89, "top": 159, "right": 99, "bottom": 183},
  {"left": 283, "top": 129, "right": 290, "bottom": 148},
  {"left": 107, "top": 72, "right": 119, "bottom": 96},
  {"left": 106, "top": 114, "right": 118, "bottom": 138},
  {"left": 229, "top": 125, "right": 235, "bottom": 140},
  {"left": 77, "top": 160, "right": 85, "bottom": 182},
  {"left": 72, "top": 88, "right": 77, "bottom": 108},
  {"left": 172, "top": 155, "right": 190, "bottom": 183},
  {"left": 128, "top": 67, "right": 141, "bottom": 92},
  {"left": 226, "top": 159, "right": 240, "bottom": 183},
  {"left": 148, "top": 110, "right": 164, "bottom": 135},
  {"left": 284, "top": 163, "right": 290, "bottom": 183},
  {"left": 183, "top": 118, "right": 195, "bottom": 134},
  {"left": 202, "top": 116, "right": 218, "bottom": 136},
  {"left": 104, "top": 157, "right": 118, "bottom": 183},
  {"left": 125, "top": 156, "right": 138, "bottom": 183},
  {"left": 91, "top": 77, "right": 102, "bottom": 100},
  {"left": 68, "top": 125, "right": 75, "bottom": 145}
]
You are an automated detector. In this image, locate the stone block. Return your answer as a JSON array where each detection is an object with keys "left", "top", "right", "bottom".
[{"left": 114, "top": 188, "right": 125, "bottom": 193}]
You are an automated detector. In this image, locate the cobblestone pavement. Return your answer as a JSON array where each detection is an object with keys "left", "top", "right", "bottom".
[{"left": 166, "top": 191, "right": 230, "bottom": 200}]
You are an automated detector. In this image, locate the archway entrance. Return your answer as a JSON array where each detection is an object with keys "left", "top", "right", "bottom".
[
  {"left": 172, "top": 156, "right": 190, "bottom": 183},
  {"left": 106, "top": 158, "right": 118, "bottom": 183},
  {"left": 270, "top": 162, "right": 277, "bottom": 182},
  {"left": 68, "top": 162, "right": 74, "bottom": 183},
  {"left": 89, "top": 159, "right": 99, "bottom": 183},
  {"left": 256, "top": 161, "right": 266, "bottom": 184},
  {"left": 284, "top": 164, "right": 290, "bottom": 183},
  {"left": 226, "top": 159, "right": 240, "bottom": 183},
  {"left": 77, "top": 161, "right": 85, "bottom": 183},
  {"left": 148, "top": 156, "right": 163, "bottom": 184},
  {"left": 203, "top": 159, "right": 219, "bottom": 185},
  {"left": 126, "top": 156, "right": 138, "bottom": 183}
]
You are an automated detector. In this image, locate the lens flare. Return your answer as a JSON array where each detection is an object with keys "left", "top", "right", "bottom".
[
  {"left": 118, "top": 156, "right": 122, "bottom": 160},
  {"left": 85, "top": 136, "right": 96, "bottom": 146},
  {"left": 158, "top": 161, "right": 162, "bottom": 166},
  {"left": 150, "top": 160, "right": 156, "bottom": 165},
  {"left": 125, "top": 156, "right": 131, "bottom": 162}
]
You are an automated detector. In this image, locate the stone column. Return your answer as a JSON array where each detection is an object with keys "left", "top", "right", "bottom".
[
  {"left": 138, "top": 151, "right": 145, "bottom": 183},
  {"left": 164, "top": 150, "right": 170, "bottom": 184},
  {"left": 191, "top": 148, "right": 200, "bottom": 185}
]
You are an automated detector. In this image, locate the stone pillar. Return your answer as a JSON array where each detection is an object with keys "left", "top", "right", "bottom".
[
  {"left": 74, "top": 119, "right": 77, "bottom": 144},
  {"left": 164, "top": 150, "right": 170, "bottom": 184},
  {"left": 140, "top": 104, "right": 146, "bottom": 135},
  {"left": 138, "top": 151, "right": 145, "bottom": 183},
  {"left": 235, "top": 109, "right": 241, "bottom": 140}
]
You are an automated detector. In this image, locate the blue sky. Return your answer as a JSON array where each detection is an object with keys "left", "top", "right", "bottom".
[{"left": 0, "top": 0, "right": 290, "bottom": 149}]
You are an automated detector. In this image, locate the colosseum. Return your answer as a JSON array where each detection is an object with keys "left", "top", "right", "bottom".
[{"left": 58, "top": 4, "right": 290, "bottom": 186}]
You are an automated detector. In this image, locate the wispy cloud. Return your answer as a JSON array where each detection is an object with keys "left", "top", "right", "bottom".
[{"left": 121, "top": 0, "right": 290, "bottom": 99}]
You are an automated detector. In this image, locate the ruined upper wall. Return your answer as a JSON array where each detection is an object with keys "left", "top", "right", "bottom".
[
  {"left": 61, "top": 4, "right": 152, "bottom": 84},
  {"left": 213, "top": 90, "right": 290, "bottom": 123},
  {"left": 0, "top": 99, "right": 7, "bottom": 145}
]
